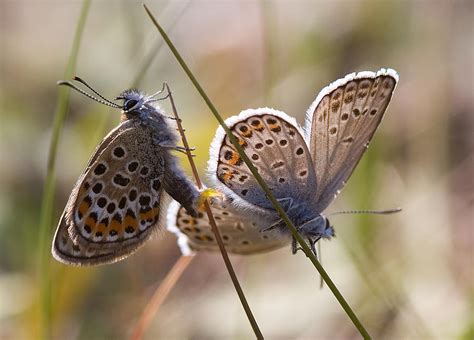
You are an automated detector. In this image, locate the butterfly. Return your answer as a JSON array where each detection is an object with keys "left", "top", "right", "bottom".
[
  {"left": 168, "top": 69, "right": 398, "bottom": 255},
  {"left": 52, "top": 77, "right": 199, "bottom": 266},
  {"left": 167, "top": 198, "right": 291, "bottom": 255}
]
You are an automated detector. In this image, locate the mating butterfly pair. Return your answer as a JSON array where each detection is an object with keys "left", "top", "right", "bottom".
[{"left": 52, "top": 69, "right": 398, "bottom": 265}]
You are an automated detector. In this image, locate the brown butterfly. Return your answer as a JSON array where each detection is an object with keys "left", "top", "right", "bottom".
[{"left": 52, "top": 77, "right": 199, "bottom": 266}]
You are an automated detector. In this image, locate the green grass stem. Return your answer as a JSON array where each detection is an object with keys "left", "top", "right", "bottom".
[
  {"left": 143, "top": 4, "right": 371, "bottom": 339},
  {"left": 166, "top": 85, "right": 263, "bottom": 339},
  {"left": 36, "top": 1, "right": 91, "bottom": 338}
]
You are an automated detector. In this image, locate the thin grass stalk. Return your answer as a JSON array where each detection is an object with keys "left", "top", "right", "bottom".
[
  {"left": 131, "top": 82, "right": 265, "bottom": 339},
  {"left": 165, "top": 84, "right": 264, "bottom": 339},
  {"left": 143, "top": 4, "right": 370, "bottom": 339},
  {"left": 36, "top": 1, "right": 91, "bottom": 339},
  {"left": 131, "top": 1, "right": 190, "bottom": 88},
  {"left": 130, "top": 255, "right": 195, "bottom": 340}
]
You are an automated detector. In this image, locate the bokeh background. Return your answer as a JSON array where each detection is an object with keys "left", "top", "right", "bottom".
[{"left": 1, "top": 1, "right": 472, "bottom": 339}]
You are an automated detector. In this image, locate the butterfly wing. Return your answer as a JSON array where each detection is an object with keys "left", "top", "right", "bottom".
[
  {"left": 53, "top": 209, "right": 129, "bottom": 265},
  {"left": 166, "top": 199, "right": 291, "bottom": 255},
  {"left": 305, "top": 69, "right": 398, "bottom": 211},
  {"left": 52, "top": 121, "right": 168, "bottom": 266},
  {"left": 208, "top": 108, "right": 318, "bottom": 215}
]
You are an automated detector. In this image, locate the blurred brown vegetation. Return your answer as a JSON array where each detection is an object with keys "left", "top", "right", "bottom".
[{"left": 0, "top": 1, "right": 472, "bottom": 339}]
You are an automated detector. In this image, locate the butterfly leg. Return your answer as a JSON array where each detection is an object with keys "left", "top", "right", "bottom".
[
  {"left": 261, "top": 220, "right": 281, "bottom": 232},
  {"left": 147, "top": 82, "right": 167, "bottom": 99},
  {"left": 309, "top": 236, "right": 322, "bottom": 256},
  {"left": 291, "top": 236, "right": 307, "bottom": 255},
  {"left": 164, "top": 115, "right": 180, "bottom": 121},
  {"left": 156, "top": 142, "right": 196, "bottom": 156},
  {"left": 291, "top": 236, "right": 299, "bottom": 254},
  {"left": 292, "top": 235, "right": 320, "bottom": 256},
  {"left": 309, "top": 238, "right": 317, "bottom": 256},
  {"left": 175, "top": 145, "right": 196, "bottom": 152}
]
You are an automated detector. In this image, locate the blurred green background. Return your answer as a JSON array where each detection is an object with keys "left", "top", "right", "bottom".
[{"left": 0, "top": 0, "right": 472, "bottom": 339}]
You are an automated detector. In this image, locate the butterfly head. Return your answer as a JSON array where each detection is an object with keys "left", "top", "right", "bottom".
[
  {"left": 115, "top": 89, "right": 150, "bottom": 116},
  {"left": 299, "top": 214, "right": 335, "bottom": 240}
]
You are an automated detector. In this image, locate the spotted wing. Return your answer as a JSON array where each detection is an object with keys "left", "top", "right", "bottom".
[
  {"left": 53, "top": 208, "right": 128, "bottom": 265},
  {"left": 52, "top": 122, "right": 166, "bottom": 266},
  {"left": 305, "top": 69, "right": 398, "bottom": 211},
  {"left": 208, "top": 108, "right": 318, "bottom": 213},
  {"left": 166, "top": 200, "right": 291, "bottom": 255}
]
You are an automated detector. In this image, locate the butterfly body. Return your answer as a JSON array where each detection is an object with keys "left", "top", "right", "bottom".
[
  {"left": 268, "top": 199, "right": 334, "bottom": 237},
  {"left": 52, "top": 87, "right": 199, "bottom": 266}
]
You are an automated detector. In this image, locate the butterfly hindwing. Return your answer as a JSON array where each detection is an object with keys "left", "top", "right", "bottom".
[
  {"left": 53, "top": 209, "right": 124, "bottom": 265},
  {"left": 53, "top": 121, "right": 166, "bottom": 265},
  {"left": 209, "top": 108, "right": 317, "bottom": 212},
  {"left": 305, "top": 69, "right": 398, "bottom": 211},
  {"left": 167, "top": 200, "right": 291, "bottom": 255}
]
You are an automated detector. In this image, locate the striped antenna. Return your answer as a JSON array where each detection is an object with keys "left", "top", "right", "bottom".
[
  {"left": 57, "top": 77, "right": 121, "bottom": 109},
  {"left": 328, "top": 208, "right": 402, "bottom": 216}
]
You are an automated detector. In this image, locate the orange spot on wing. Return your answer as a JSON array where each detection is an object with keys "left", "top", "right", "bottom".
[
  {"left": 124, "top": 215, "right": 138, "bottom": 230},
  {"left": 140, "top": 209, "right": 154, "bottom": 222},
  {"left": 85, "top": 216, "right": 97, "bottom": 230},
  {"left": 269, "top": 123, "right": 281, "bottom": 132},
  {"left": 228, "top": 152, "right": 242, "bottom": 166},
  {"left": 96, "top": 223, "right": 107, "bottom": 233},
  {"left": 241, "top": 130, "right": 253, "bottom": 138},
  {"left": 110, "top": 219, "right": 121, "bottom": 230},
  {"left": 79, "top": 201, "right": 91, "bottom": 216},
  {"left": 238, "top": 138, "right": 248, "bottom": 147},
  {"left": 78, "top": 187, "right": 86, "bottom": 197},
  {"left": 252, "top": 123, "right": 265, "bottom": 131},
  {"left": 221, "top": 171, "right": 234, "bottom": 183}
]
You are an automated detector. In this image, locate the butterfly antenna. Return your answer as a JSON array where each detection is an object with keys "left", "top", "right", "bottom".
[
  {"left": 328, "top": 208, "right": 402, "bottom": 216},
  {"left": 57, "top": 78, "right": 121, "bottom": 109},
  {"left": 71, "top": 76, "right": 122, "bottom": 107}
]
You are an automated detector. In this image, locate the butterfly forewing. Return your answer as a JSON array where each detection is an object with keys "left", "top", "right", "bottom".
[
  {"left": 210, "top": 109, "right": 317, "bottom": 211},
  {"left": 167, "top": 200, "right": 290, "bottom": 255},
  {"left": 306, "top": 69, "right": 398, "bottom": 211}
]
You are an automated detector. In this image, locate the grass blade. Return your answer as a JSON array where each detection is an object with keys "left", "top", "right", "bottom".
[
  {"left": 36, "top": 1, "right": 91, "bottom": 338},
  {"left": 130, "top": 255, "right": 195, "bottom": 340},
  {"left": 164, "top": 84, "right": 264, "bottom": 339},
  {"left": 143, "top": 4, "right": 371, "bottom": 339}
]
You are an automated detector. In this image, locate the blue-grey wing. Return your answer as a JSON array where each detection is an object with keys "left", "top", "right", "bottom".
[
  {"left": 208, "top": 108, "right": 318, "bottom": 216},
  {"left": 305, "top": 69, "right": 398, "bottom": 211}
]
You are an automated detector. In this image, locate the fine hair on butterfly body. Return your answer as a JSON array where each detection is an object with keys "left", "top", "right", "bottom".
[
  {"left": 52, "top": 78, "right": 199, "bottom": 266},
  {"left": 206, "top": 68, "right": 399, "bottom": 255}
]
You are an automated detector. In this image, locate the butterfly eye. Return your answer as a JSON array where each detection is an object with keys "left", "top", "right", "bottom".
[
  {"left": 325, "top": 217, "right": 331, "bottom": 229},
  {"left": 124, "top": 99, "right": 139, "bottom": 112}
]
